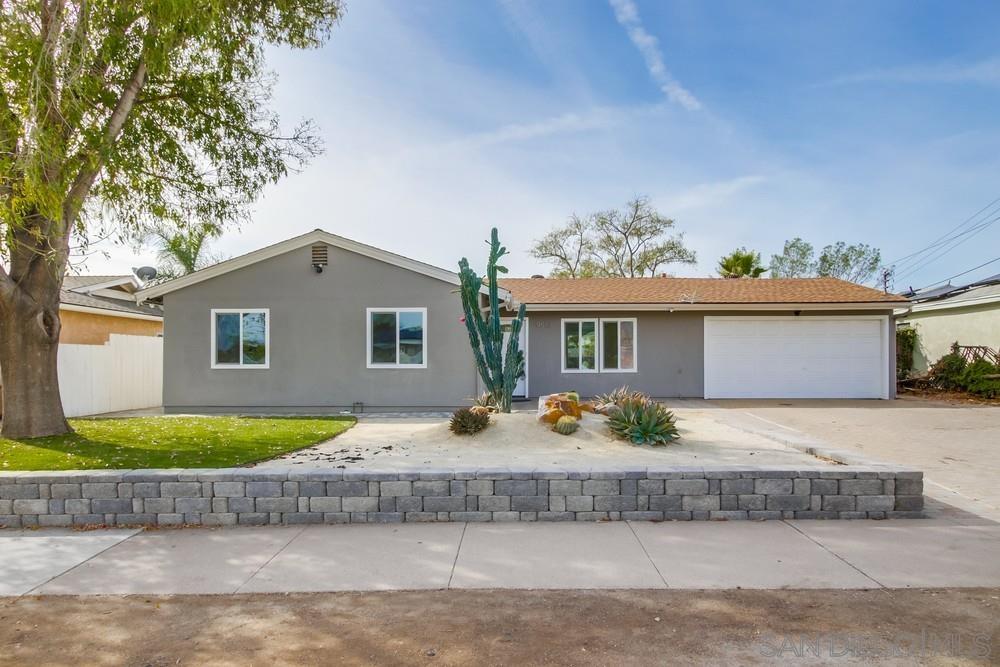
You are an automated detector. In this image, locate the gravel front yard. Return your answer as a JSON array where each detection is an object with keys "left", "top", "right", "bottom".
[{"left": 274, "top": 408, "right": 826, "bottom": 468}]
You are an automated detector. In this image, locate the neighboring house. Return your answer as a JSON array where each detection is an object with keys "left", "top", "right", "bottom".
[
  {"left": 898, "top": 274, "right": 1000, "bottom": 374},
  {"left": 60, "top": 275, "right": 163, "bottom": 344},
  {"left": 136, "top": 229, "right": 908, "bottom": 412},
  {"left": 0, "top": 274, "right": 163, "bottom": 418}
]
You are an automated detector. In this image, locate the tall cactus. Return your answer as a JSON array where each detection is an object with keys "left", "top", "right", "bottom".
[{"left": 458, "top": 228, "right": 527, "bottom": 413}]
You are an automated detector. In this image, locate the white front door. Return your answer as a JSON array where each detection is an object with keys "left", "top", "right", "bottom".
[
  {"left": 703, "top": 316, "right": 889, "bottom": 399},
  {"left": 501, "top": 318, "right": 529, "bottom": 398}
]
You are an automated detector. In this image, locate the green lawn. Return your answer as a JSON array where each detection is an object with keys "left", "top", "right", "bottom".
[{"left": 0, "top": 416, "right": 356, "bottom": 471}]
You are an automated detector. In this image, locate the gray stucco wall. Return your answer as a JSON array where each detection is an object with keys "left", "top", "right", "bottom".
[
  {"left": 525, "top": 311, "right": 704, "bottom": 398},
  {"left": 525, "top": 310, "right": 897, "bottom": 399},
  {"left": 163, "top": 244, "right": 478, "bottom": 409}
]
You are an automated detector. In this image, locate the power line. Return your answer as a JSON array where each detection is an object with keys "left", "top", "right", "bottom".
[
  {"left": 892, "top": 209, "right": 1000, "bottom": 276},
  {"left": 887, "top": 195, "right": 1000, "bottom": 268},
  {"left": 894, "top": 213, "right": 1000, "bottom": 281},
  {"left": 914, "top": 256, "right": 1000, "bottom": 292},
  {"left": 893, "top": 212, "right": 1000, "bottom": 282}
]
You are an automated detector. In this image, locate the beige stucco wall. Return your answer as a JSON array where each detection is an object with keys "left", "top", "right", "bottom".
[
  {"left": 900, "top": 303, "right": 1000, "bottom": 373},
  {"left": 59, "top": 308, "right": 163, "bottom": 345}
]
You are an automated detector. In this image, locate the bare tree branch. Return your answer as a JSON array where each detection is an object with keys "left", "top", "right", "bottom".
[{"left": 531, "top": 196, "right": 696, "bottom": 278}]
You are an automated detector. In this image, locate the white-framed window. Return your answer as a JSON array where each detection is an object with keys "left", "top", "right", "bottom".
[
  {"left": 561, "top": 319, "right": 598, "bottom": 373},
  {"left": 367, "top": 307, "right": 427, "bottom": 369},
  {"left": 211, "top": 308, "right": 269, "bottom": 369},
  {"left": 600, "top": 318, "right": 637, "bottom": 372},
  {"left": 561, "top": 317, "right": 639, "bottom": 373}
]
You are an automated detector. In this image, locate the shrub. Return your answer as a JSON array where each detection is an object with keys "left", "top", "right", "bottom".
[
  {"left": 928, "top": 343, "right": 966, "bottom": 390},
  {"left": 449, "top": 408, "right": 490, "bottom": 435},
  {"left": 961, "top": 359, "right": 1000, "bottom": 398},
  {"left": 607, "top": 397, "right": 680, "bottom": 446},
  {"left": 896, "top": 327, "right": 917, "bottom": 381},
  {"left": 552, "top": 415, "right": 579, "bottom": 435}
]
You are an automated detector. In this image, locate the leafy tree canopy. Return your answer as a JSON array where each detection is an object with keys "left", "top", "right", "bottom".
[
  {"left": 769, "top": 237, "right": 816, "bottom": 278},
  {"left": 717, "top": 247, "right": 767, "bottom": 279},
  {"left": 0, "top": 0, "right": 342, "bottom": 438},
  {"left": 769, "top": 238, "right": 882, "bottom": 285},
  {"left": 530, "top": 196, "right": 695, "bottom": 278},
  {"left": 1, "top": 0, "right": 341, "bottom": 270},
  {"left": 817, "top": 241, "right": 882, "bottom": 284}
]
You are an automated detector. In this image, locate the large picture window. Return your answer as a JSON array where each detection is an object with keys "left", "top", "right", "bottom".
[
  {"left": 601, "top": 318, "right": 637, "bottom": 372},
  {"left": 211, "top": 309, "right": 269, "bottom": 368},
  {"left": 562, "top": 319, "right": 598, "bottom": 372},
  {"left": 367, "top": 308, "right": 427, "bottom": 368}
]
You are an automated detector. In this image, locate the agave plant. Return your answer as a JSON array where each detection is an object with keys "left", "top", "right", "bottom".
[
  {"left": 593, "top": 385, "right": 646, "bottom": 414},
  {"left": 473, "top": 391, "right": 499, "bottom": 413},
  {"left": 607, "top": 397, "right": 680, "bottom": 445}
]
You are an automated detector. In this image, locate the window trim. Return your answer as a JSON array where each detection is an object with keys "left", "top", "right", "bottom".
[
  {"left": 210, "top": 308, "right": 270, "bottom": 369},
  {"left": 599, "top": 318, "right": 638, "bottom": 373},
  {"left": 560, "top": 318, "right": 599, "bottom": 374},
  {"left": 366, "top": 307, "right": 428, "bottom": 369}
]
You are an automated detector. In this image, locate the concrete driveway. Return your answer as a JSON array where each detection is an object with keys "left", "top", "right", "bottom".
[{"left": 705, "top": 397, "right": 1000, "bottom": 520}]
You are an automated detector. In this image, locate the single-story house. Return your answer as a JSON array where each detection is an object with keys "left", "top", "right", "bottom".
[
  {"left": 60, "top": 275, "right": 163, "bottom": 344},
  {"left": 898, "top": 274, "right": 1000, "bottom": 373},
  {"left": 136, "top": 229, "right": 907, "bottom": 412}
]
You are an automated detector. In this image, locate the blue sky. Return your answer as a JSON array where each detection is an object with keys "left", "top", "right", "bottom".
[{"left": 86, "top": 0, "right": 1000, "bottom": 291}]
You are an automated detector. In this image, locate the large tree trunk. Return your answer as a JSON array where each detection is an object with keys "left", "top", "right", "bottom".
[{"left": 0, "top": 284, "right": 71, "bottom": 439}]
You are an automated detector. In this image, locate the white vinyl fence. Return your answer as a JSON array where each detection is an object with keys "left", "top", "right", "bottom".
[{"left": 58, "top": 334, "right": 163, "bottom": 417}]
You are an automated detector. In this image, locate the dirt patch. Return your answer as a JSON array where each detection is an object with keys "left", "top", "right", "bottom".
[
  {"left": 2, "top": 589, "right": 998, "bottom": 665},
  {"left": 897, "top": 386, "right": 1000, "bottom": 407},
  {"left": 275, "top": 409, "right": 827, "bottom": 469}
]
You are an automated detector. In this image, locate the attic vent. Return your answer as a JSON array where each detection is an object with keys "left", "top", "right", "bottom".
[{"left": 311, "top": 243, "right": 329, "bottom": 272}]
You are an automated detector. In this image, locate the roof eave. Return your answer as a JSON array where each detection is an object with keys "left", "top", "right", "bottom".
[
  {"left": 521, "top": 301, "right": 904, "bottom": 312},
  {"left": 67, "top": 275, "right": 138, "bottom": 294},
  {"left": 906, "top": 292, "right": 1000, "bottom": 313}
]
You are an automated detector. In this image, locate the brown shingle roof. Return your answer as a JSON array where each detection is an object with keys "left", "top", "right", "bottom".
[{"left": 500, "top": 277, "right": 908, "bottom": 305}]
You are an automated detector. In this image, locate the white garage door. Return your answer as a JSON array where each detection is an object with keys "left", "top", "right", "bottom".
[{"left": 704, "top": 317, "right": 888, "bottom": 399}]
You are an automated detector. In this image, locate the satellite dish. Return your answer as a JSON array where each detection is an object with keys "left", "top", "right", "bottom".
[{"left": 134, "top": 266, "right": 158, "bottom": 281}]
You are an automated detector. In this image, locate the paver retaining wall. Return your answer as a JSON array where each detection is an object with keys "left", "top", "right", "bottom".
[{"left": 0, "top": 465, "right": 924, "bottom": 527}]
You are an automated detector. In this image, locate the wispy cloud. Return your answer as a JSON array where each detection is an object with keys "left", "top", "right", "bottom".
[
  {"left": 608, "top": 0, "right": 701, "bottom": 111},
  {"left": 827, "top": 57, "right": 1000, "bottom": 86},
  {"left": 667, "top": 175, "right": 766, "bottom": 212},
  {"left": 448, "top": 104, "right": 658, "bottom": 151}
]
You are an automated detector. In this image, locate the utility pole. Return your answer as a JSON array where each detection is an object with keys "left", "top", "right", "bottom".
[{"left": 880, "top": 266, "right": 894, "bottom": 293}]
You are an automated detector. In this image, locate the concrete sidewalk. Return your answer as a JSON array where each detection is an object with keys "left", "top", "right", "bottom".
[{"left": 3, "top": 518, "right": 999, "bottom": 596}]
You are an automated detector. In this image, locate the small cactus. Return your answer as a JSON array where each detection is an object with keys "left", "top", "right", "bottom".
[{"left": 552, "top": 415, "right": 579, "bottom": 435}]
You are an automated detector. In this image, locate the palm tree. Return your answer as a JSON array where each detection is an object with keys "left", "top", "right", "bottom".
[
  {"left": 717, "top": 248, "right": 768, "bottom": 279},
  {"left": 151, "top": 224, "right": 223, "bottom": 280}
]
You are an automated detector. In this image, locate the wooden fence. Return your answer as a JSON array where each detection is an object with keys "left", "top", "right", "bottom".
[{"left": 58, "top": 334, "right": 163, "bottom": 417}]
